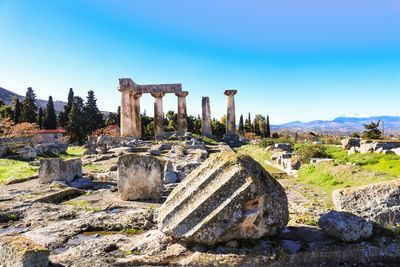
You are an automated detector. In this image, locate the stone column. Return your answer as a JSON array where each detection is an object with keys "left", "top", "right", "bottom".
[
  {"left": 151, "top": 92, "right": 165, "bottom": 139},
  {"left": 120, "top": 90, "right": 132, "bottom": 137},
  {"left": 201, "top": 97, "right": 212, "bottom": 137},
  {"left": 224, "top": 90, "right": 237, "bottom": 138},
  {"left": 175, "top": 91, "right": 189, "bottom": 136},
  {"left": 132, "top": 93, "right": 142, "bottom": 138}
]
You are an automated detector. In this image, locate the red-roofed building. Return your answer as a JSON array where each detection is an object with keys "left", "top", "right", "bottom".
[{"left": 37, "top": 127, "right": 67, "bottom": 144}]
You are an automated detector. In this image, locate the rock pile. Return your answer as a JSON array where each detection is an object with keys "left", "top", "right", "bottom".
[
  {"left": 342, "top": 138, "right": 400, "bottom": 155},
  {"left": 158, "top": 152, "right": 288, "bottom": 245}
]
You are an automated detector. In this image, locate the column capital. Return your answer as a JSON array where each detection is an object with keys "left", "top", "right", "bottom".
[
  {"left": 151, "top": 92, "right": 166, "bottom": 98},
  {"left": 133, "top": 93, "right": 142, "bottom": 99},
  {"left": 224, "top": 90, "right": 237, "bottom": 96},
  {"left": 175, "top": 91, "right": 189, "bottom": 97}
]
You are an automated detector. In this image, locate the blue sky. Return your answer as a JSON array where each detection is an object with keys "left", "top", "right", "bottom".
[{"left": 1, "top": 0, "right": 400, "bottom": 124}]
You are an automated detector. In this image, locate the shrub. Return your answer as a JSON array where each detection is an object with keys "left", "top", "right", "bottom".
[
  {"left": 91, "top": 126, "right": 119, "bottom": 137},
  {"left": 259, "top": 136, "right": 295, "bottom": 148},
  {"left": 294, "top": 144, "right": 329, "bottom": 163},
  {"left": 3, "top": 122, "right": 39, "bottom": 138}
]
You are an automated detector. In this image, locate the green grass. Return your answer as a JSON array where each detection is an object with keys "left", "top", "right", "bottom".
[
  {"left": 296, "top": 161, "right": 397, "bottom": 197},
  {"left": 61, "top": 200, "right": 101, "bottom": 211},
  {"left": 192, "top": 134, "right": 219, "bottom": 145},
  {"left": 0, "top": 159, "right": 39, "bottom": 183},
  {"left": 236, "top": 144, "right": 285, "bottom": 174},
  {"left": 325, "top": 145, "right": 400, "bottom": 177},
  {"left": 0, "top": 146, "right": 85, "bottom": 184}
]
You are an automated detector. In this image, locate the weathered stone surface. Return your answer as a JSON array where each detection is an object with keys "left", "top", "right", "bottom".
[
  {"left": 201, "top": 97, "right": 212, "bottom": 137},
  {"left": 32, "top": 188, "right": 84, "bottom": 203},
  {"left": 224, "top": 90, "right": 237, "bottom": 138},
  {"left": 158, "top": 153, "right": 289, "bottom": 245},
  {"left": 274, "top": 143, "right": 292, "bottom": 151},
  {"left": 38, "top": 158, "right": 82, "bottom": 184},
  {"left": 318, "top": 210, "right": 373, "bottom": 242},
  {"left": 333, "top": 179, "right": 400, "bottom": 224},
  {"left": 37, "top": 143, "right": 68, "bottom": 154},
  {"left": 117, "top": 154, "right": 163, "bottom": 200},
  {"left": 341, "top": 138, "right": 361, "bottom": 150},
  {"left": 0, "top": 236, "right": 49, "bottom": 267},
  {"left": 164, "top": 161, "right": 178, "bottom": 184},
  {"left": 348, "top": 146, "right": 358, "bottom": 155}
]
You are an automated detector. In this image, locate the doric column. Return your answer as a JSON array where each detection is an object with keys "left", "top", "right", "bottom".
[
  {"left": 175, "top": 91, "right": 189, "bottom": 135},
  {"left": 151, "top": 92, "right": 165, "bottom": 139},
  {"left": 132, "top": 93, "right": 142, "bottom": 138},
  {"left": 224, "top": 90, "right": 237, "bottom": 138},
  {"left": 120, "top": 89, "right": 132, "bottom": 137},
  {"left": 201, "top": 97, "right": 212, "bottom": 137}
]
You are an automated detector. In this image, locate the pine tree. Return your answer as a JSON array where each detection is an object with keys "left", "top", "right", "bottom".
[
  {"left": 66, "top": 96, "right": 86, "bottom": 144},
  {"left": 21, "top": 87, "right": 38, "bottom": 123},
  {"left": 266, "top": 115, "right": 271, "bottom": 138},
  {"left": 38, "top": 108, "right": 44, "bottom": 129},
  {"left": 238, "top": 114, "right": 244, "bottom": 134},
  {"left": 43, "top": 96, "right": 57, "bottom": 129},
  {"left": 84, "top": 90, "right": 104, "bottom": 135},
  {"left": 14, "top": 98, "right": 21, "bottom": 124},
  {"left": 58, "top": 88, "right": 74, "bottom": 128}
]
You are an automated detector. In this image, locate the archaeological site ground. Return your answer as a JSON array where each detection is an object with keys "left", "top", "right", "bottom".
[{"left": 0, "top": 78, "right": 400, "bottom": 267}]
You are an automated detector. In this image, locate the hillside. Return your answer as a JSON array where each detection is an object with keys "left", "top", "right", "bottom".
[
  {"left": 272, "top": 116, "right": 400, "bottom": 134},
  {"left": 0, "top": 87, "right": 66, "bottom": 112}
]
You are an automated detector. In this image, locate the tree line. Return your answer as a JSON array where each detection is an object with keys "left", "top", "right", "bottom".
[{"left": 0, "top": 87, "right": 104, "bottom": 144}]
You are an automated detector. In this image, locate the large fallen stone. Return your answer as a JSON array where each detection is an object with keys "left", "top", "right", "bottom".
[
  {"left": 341, "top": 138, "right": 361, "bottom": 150},
  {"left": 318, "top": 210, "right": 373, "bottom": 242},
  {"left": 333, "top": 179, "right": 400, "bottom": 224},
  {"left": 117, "top": 154, "right": 163, "bottom": 200},
  {"left": 38, "top": 158, "right": 82, "bottom": 184},
  {"left": 158, "top": 152, "right": 289, "bottom": 245},
  {"left": 0, "top": 236, "right": 49, "bottom": 267}
]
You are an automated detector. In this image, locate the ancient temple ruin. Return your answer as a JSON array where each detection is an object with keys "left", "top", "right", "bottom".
[{"left": 118, "top": 78, "right": 189, "bottom": 138}]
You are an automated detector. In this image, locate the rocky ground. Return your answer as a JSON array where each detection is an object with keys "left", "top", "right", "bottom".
[{"left": 1, "top": 141, "right": 400, "bottom": 266}]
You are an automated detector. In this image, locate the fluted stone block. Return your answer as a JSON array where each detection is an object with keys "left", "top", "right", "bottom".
[
  {"left": 117, "top": 154, "right": 163, "bottom": 200},
  {"left": 158, "top": 153, "right": 288, "bottom": 245}
]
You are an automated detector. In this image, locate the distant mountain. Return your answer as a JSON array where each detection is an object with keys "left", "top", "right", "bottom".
[
  {"left": 272, "top": 116, "right": 400, "bottom": 134},
  {"left": 0, "top": 87, "right": 67, "bottom": 112}
]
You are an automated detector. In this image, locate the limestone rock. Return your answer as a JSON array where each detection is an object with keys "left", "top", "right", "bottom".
[
  {"left": 39, "top": 158, "right": 82, "bottom": 184},
  {"left": 392, "top": 148, "right": 400, "bottom": 156},
  {"left": 318, "top": 210, "right": 373, "bottom": 242},
  {"left": 158, "top": 153, "right": 289, "bottom": 245},
  {"left": 117, "top": 154, "right": 163, "bottom": 200},
  {"left": 341, "top": 138, "right": 361, "bottom": 150},
  {"left": 0, "top": 236, "right": 49, "bottom": 267},
  {"left": 333, "top": 179, "right": 400, "bottom": 224},
  {"left": 164, "top": 161, "right": 178, "bottom": 184},
  {"left": 348, "top": 146, "right": 357, "bottom": 155}
]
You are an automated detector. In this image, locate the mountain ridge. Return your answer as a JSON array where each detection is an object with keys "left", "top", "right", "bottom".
[{"left": 0, "top": 86, "right": 67, "bottom": 112}]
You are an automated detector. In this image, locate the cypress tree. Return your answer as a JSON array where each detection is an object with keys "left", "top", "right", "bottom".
[
  {"left": 266, "top": 115, "right": 271, "bottom": 138},
  {"left": 238, "top": 114, "right": 244, "bottom": 134},
  {"left": 43, "top": 96, "right": 57, "bottom": 129},
  {"left": 58, "top": 88, "right": 74, "bottom": 128},
  {"left": 38, "top": 108, "right": 44, "bottom": 129},
  {"left": 14, "top": 98, "right": 21, "bottom": 124},
  {"left": 66, "top": 96, "right": 86, "bottom": 144},
  {"left": 84, "top": 90, "right": 104, "bottom": 135},
  {"left": 117, "top": 106, "right": 121, "bottom": 127},
  {"left": 21, "top": 87, "right": 38, "bottom": 123}
]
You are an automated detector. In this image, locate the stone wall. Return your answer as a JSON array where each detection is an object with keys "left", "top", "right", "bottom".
[{"left": 0, "top": 136, "right": 37, "bottom": 159}]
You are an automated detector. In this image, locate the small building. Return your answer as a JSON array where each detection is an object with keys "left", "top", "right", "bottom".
[{"left": 37, "top": 128, "right": 66, "bottom": 144}]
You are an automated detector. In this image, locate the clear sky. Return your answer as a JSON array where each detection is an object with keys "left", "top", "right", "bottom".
[{"left": 1, "top": 0, "right": 400, "bottom": 124}]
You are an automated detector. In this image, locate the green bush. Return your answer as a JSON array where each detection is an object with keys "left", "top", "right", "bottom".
[
  {"left": 259, "top": 136, "right": 295, "bottom": 148},
  {"left": 294, "top": 144, "right": 329, "bottom": 163}
]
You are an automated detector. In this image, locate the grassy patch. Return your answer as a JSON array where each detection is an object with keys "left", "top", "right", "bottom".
[
  {"left": 236, "top": 145, "right": 285, "bottom": 174},
  {"left": 325, "top": 145, "right": 400, "bottom": 177},
  {"left": 296, "top": 161, "right": 397, "bottom": 197},
  {"left": 0, "top": 146, "right": 85, "bottom": 184},
  {"left": 61, "top": 200, "right": 101, "bottom": 211},
  {"left": 0, "top": 159, "right": 38, "bottom": 183}
]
